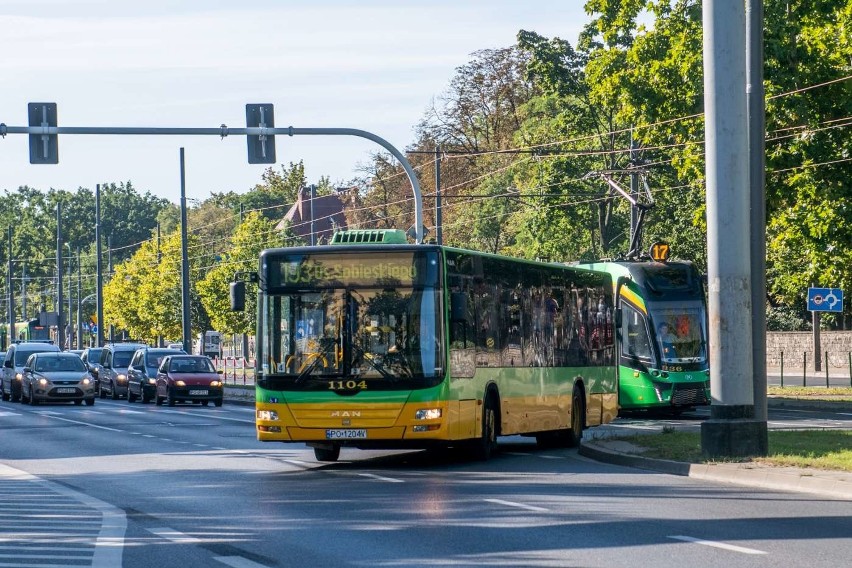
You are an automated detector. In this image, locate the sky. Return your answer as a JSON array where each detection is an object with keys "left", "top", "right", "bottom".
[{"left": 0, "top": 0, "right": 588, "bottom": 205}]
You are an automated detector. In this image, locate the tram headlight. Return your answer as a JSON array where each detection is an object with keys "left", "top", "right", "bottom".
[
  {"left": 257, "top": 410, "right": 279, "bottom": 421},
  {"left": 415, "top": 408, "right": 442, "bottom": 420}
]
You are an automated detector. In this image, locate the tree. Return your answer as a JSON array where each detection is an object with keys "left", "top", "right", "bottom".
[{"left": 196, "top": 212, "right": 297, "bottom": 336}]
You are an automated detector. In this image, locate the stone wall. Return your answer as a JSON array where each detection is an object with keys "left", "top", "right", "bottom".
[{"left": 766, "top": 331, "right": 852, "bottom": 368}]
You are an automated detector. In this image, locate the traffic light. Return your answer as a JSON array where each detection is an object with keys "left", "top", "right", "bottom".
[
  {"left": 246, "top": 103, "right": 276, "bottom": 164},
  {"left": 28, "top": 102, "right": 58, "bottom": 164}
]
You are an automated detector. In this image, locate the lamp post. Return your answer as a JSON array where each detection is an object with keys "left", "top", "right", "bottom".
[{"left": 64, "top": 243, "right": 73, "bottom": 349}]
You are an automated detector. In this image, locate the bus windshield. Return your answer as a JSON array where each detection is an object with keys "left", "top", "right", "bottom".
[
  {"left": 258, "top": 250, "right": 443, "bottom": 390},
  {"left": 650, "top": 304, "right": 707, "bottom": 364}
]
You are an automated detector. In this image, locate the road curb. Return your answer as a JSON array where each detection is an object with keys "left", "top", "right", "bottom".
[{"left": 579, "top": 440, "right": 852, "bottom": 501}]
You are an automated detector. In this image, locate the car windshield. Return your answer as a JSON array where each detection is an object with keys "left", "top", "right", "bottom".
[
  {"left": 85, "top": 349, "right": 103, "bottom": 363},
  {"left": 34, "top": 356, "right": 86, "bottom": 373},
  {"left": 169, "top": 358, "right": 215, "bottom": 373},
  {"left": 146, "top": 351, "right": 181, "bottom": 373},
  {"left": 113, "top": 351, "right": 134, "bottom": 368},
  {"left": 16, "top": 349, "right": 54, "bottom": 366}
]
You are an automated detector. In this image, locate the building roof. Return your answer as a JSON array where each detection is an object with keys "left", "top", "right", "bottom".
[{"left": 276, "top": 187, "right": 348, "bottom": 244}]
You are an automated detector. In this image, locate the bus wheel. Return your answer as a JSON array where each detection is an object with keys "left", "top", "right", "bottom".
[
  {"left": 472, "top": 395, "right": 498, "bottom": 461},
  {"left": 314, "top": 445, "right": 340, "bottom": 462},
  {"left": 563, "top": 389, "right": 585, "bottom": 448}
]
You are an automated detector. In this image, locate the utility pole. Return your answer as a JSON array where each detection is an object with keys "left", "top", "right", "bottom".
[
  {"left": 76, "top": 248, "right": 82, "bottom": 350},
  {"left": 95, "top": 184, "right": 104, "bottom": 347},
  {"left": 435, "top": 146, "right": 442, "bottom": 245},
  {"left": 700, "top": 0, "right": 767, "bottom": 457},
  {"left": 7, "top": 226, "right": 14, "bottom": 341},
  {"left": 309, "top": 184, "right": 316, "bottom": 246},
  {"left": 179, "top": 148, "right": 192, "bottom": 354},
  {"left": 107, "top": 235, "right": 113, "bottom": 343},
  {"left": 56, "top": 202, "right": 64, "bottom": 350},
  {"left": 629, "top": 132, "right": 640, "bottom": 243},
  {"left": 20, "top": 261, "right": 26, "bottom": 321}
]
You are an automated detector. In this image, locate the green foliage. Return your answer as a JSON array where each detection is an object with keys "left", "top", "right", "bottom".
[{"left": 197, "top": 212, "right": 297, "bottom": 336}]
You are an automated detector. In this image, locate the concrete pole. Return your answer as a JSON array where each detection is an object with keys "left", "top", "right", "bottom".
[
  {"left": 747, "top": 0, "right": 768, "bottom": 423},
  {"left": 7, "top": 226, "right": 14, "bottom": 342},
  {"left": 700, "top": 0, "right": 768, "bottom": 457},
  {"left": 96, "top": 184, "right": 104, "bottom": 347},
  {"left": 56, "top": 203, "right": 64, "bottom": 350},
  {"left": 435, "top": 146, "right": 442, "bottom": 246},
  {"left": 179, "top": 148, "right": 192, "bottom": 354}
]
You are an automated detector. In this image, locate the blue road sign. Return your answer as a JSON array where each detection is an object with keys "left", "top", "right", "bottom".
[
  {"left": 91, "top": 324, "right": 98, "bottom": 334},
  {"left": 808, "top": 287, "right": 843, "bottom": 312}
]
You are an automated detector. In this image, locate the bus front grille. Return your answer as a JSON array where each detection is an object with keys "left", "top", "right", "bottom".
[{"left": 670, "top": 383, "right": 708, "bottom": 406}]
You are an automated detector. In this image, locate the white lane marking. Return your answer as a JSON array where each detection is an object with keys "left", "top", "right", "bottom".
[
  {"left": 0, "top": 411, "right": 21, "bottom": 417},
  {"left": 148, "top": 527, "right": 202, "bottom": 544},
  {"left": 36, "top": 414, "right": 123, "bottom": 432},
  {"left": 154, "top": 408, "right": 255, "bottom": 424},
  {"left": 357, "top": 473, "right": 404, "bottom": 483},
  {"left": 539, "top": 455, "right": 565, "bottom": 460},
  {"left": 484, "top": 498, "right": 549, "bottom": 512},
  {"left": 668, "top": 535, "right": 767, "bottom": 555},
  {"left": 214, "top": 556, "right": 271, "bottom": 568}
]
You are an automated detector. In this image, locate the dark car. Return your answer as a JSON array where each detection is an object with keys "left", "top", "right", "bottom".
[
  {"left": 80, "top": 347, "right": 105, "bottom": 391},
  {"left": 21, "top": 352, "right": 96, "bottom": 406},
  {"left": 98, "top": 343, "right": 146, "bottom": 399},
  {"left": 1, "top": 342, "right": 62, "bottom": 402},
  {"left": 127, "top": 347, "right": 186, "bottom": 403},
  {"left": 155, "top": 355, "right": 223, "bottom": 407}
]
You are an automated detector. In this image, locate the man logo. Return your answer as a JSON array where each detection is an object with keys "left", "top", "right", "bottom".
[{"left": 330, "top": 411, "right": 361, "bottom": 417}]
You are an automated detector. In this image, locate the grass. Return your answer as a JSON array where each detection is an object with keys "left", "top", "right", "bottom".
[
  {"left": 611, "top": 430, "right": 852, "bottom": 472},
  {"left": 768, "top": 386, "right": 852, "bottom": 401}
]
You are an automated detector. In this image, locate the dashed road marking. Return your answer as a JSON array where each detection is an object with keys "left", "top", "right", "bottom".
[
  {"left": 484, "top": 498, "right": 548, "bottom": 512},
  {"left": 668, "top": 535, "right": 767, "bottom": 555}
]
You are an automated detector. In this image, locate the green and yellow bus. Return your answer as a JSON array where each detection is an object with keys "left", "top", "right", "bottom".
[
  {"left": 232, "top": 229, "right": 618, "bottom": 461},
  {"left": 580, "top": 252, "right": 710, "bottom": 413}
]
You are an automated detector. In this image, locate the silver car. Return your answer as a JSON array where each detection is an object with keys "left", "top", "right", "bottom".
[
  {"left": 1, "top": 342, "right": 61, "bottom": 402},
  {"left": 21, "top": 352, "right": 96, "bottom": 406}
]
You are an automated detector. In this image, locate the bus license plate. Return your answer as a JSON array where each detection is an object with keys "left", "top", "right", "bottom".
[
  {"left": 326, "top": 429, "right": 367, "bottom": 440},
  {"left": 189, "top": 389, "right": 208, "bottom": 396}
]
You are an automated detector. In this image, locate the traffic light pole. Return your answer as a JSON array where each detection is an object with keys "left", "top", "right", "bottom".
[{"left": 0, "top": 121, "right": 425, "bottom": 243}]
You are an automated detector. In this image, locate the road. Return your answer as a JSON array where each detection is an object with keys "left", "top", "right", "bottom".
[{"left": 0, "top": 399, "right": 850, "bottom": 567}]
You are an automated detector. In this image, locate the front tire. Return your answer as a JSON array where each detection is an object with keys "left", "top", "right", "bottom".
[
  {"left": 127, "top": 387, "right": 137, "bottom": 403},
  {"left": 314, "top": 445, "right": 340, "bottom": 462},
  {"left": 471, "top": 394, "right": 498, "bottom": 461}
]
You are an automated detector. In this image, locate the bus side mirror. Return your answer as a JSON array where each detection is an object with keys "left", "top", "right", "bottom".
[
  {"left": 230, "top": 281, "right": 246, "bottom": 312},
  {"left": 450, "top": 292, "right": 467, "bottom": 323}
]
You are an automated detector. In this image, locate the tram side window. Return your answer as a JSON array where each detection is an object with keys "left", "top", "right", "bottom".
[{"left": 622, "top": 304, "right": 652, "bottom": 360}]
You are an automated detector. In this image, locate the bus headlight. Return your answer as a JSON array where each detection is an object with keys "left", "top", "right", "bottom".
[
  {"left": 257, "top": 410, "right": 278, "bottom": 421},
  {"left": 415, "top": 408, "right": 442, "bottom": 420}
]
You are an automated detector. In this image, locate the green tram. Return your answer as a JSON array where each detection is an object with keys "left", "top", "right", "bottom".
[
  {"left": 231, "top": 229, "right": 618, "bottom": 461},
  {"left": 0, "top": 319, "right": 52, "bottom": 351},
  {"left": 579, "top": 255, "right": 710, "bottom": 413}
]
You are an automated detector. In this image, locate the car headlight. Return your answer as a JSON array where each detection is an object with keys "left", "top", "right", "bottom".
[
  {"left": 117, "top": 374, "right": 127, "bottom": 382},
  {"left": 209, "top": 381, "right": 222, "bottom": 388},
  {"left": 174, "top": 380, "right": 186, "bottom": 387},
  {"left": 147, "top": 378, "right": 157, "bottom": 385},
  {"left": 14, "top": 373, "right": 22, "bottom": 381},
  {"left": 81, "top": 377, "right": 91, "bottom": 385},
  {"left": 38, "top": 378, "right": 49, "bottom": 387}
]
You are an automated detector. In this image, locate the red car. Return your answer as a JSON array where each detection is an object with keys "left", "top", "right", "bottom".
[{"left": 154, "top": 355, "right": 223, "bottom": 407}]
